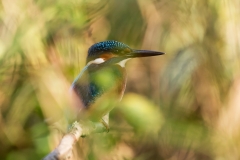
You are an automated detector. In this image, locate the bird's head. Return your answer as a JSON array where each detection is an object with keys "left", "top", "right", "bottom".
[{"left": 86, "top": 40, "right": 164, "bottom": 67}]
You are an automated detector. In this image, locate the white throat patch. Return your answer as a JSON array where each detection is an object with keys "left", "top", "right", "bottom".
[
  {"left": 87, "top": 58, "right": 105, "bottom": 65},
  {"left": 117, "top": 58, "right": 131, "bottom": 67}
]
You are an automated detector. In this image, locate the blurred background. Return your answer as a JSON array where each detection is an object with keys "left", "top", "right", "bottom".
[{"left": 0, "top": 0, "right": 239, "bottom": 159}]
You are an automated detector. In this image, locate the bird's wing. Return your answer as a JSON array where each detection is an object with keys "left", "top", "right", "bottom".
[{"left": 71, "top": 63, "right": 127, "bottom": 121}]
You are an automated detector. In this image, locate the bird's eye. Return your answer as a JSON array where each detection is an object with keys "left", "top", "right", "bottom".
[{"left": 124, "top": 48, "right": 131, "bottom": 53}]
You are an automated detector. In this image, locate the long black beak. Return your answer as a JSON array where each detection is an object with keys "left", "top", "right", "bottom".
[
  {"left": 103, "top": 50, "right": 164, "bottom": 66},
  {"left": 127, "top": 49, "right": 165, "bottom": 58}
]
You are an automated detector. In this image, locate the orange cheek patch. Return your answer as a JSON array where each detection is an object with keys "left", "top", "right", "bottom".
[{"left": 100, "top": 53, "right": 117, "bottom": 60}]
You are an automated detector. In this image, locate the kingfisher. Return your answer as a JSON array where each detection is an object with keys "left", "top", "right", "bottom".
[{"left": 70, "top": 40, "right": 164, "bottom": 131}]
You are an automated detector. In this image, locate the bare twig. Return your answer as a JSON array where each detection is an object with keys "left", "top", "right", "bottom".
[{"left": 43, "top": 121, "right": 107, "bottom": 160}]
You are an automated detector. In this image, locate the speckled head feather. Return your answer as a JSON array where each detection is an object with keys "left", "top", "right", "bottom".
[{"left": 87, "top": 40, "right": 132, "bottom": 63}]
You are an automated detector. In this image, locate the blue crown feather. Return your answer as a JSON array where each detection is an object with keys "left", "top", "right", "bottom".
[{"left": 88, "top": 40, "right": 130, "bottom": 55}]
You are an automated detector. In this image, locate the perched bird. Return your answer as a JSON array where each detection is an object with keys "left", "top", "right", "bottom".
[{"left": 70, "top": 40, "right": 164, "bottom": 130}]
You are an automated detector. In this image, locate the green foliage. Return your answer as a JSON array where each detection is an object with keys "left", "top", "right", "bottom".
[{"left": 0, "top": 0, "right": 239, "bottom": 159}]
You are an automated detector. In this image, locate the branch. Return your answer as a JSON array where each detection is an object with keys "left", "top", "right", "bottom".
[{"left": 43, "top": 121, "right": 107, "bottom": 160}]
